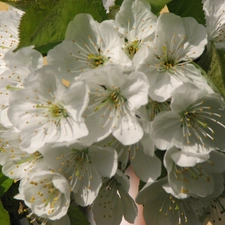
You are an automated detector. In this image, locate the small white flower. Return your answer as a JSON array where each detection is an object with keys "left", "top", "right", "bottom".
[
  {"left": 8, "top": 67, "right": 89, "bottom": 153},
  {"left": 138, "top": 13, "right": 208, "bottom": 101},
  {"left": 152, "top": 83, "right": 225, "bottom": 154},
  {"left": 0, "top": 6, "right": 24, "bottom": 73},
  {"left": 40, "top": 141, "right": 118, "bottom": 206},
  {"left": 79, "top": 65, "right": 149, "bottom": 146},
  {"left": 47, "top": 14, "right": 131, "bottom": 82},
  {"left": 0, "top": 129, "right": 47, "bottom": 180},
  {"left": 102, "top": 0, "right": 115, "bottom": 13},
  {"left": 136, "top": 178, "right": 207, "bottom": 225},
  {"left": 17, "top": 171, "right": 71, "bottom": 220},
  {"left": 203, "top": 0, "right": 225, "bottom": 48},
  {"left": 164, "top": 146, "right": 225, "bottom": 198},
  {"left": 115, "top": 0, "right": 157, "bottom": 61},
  {"left": 0, "top": 46, "right": 43, "bottom": 127}
]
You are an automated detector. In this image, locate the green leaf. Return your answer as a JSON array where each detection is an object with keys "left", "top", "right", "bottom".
[
  {"left": 115, "top": 0, "right": 123, "bottom": 5},
  {"left": 1, "top": 182, "right": 20, "bottom": 213},
  {"left": 209, "top": 46, "right": 225, "bottom": 97},
  {"left": 0, "top": 0, "right": 59, "bottom": 12},
  {"left": 17, "top": 0, "right": 60, "bottom": 54},
  {"left": 67, "top": 204, "right": 90, "bottom": 225},
  {"left": 108, "top": 4, "right": 121, "bottom": 20},
  {"left": 0, "top": 201, "right": 10, "bottom": 225},
  {"left": 17, "top": 0, "right": 107, "bottom": 55},
  {"left": 146, "top": 0, "right": 172, "bottom": 15},
  {"left": 195, "top": 43, "right": 225, "bottom": 97},
  {"left": 216, "top": 48, "right": 225, "bottom": 88},
  {"left": 167, "top": 0, "right": 205, "bottom": 25},
  {"left": 0, "top": 167, "right": 13, "bottom": 199}
]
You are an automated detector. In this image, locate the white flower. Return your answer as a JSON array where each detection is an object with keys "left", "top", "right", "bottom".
[
  {"left": 0, "top": 46, "right": 43, "bottom": 127},
  {"left": 115, "top": 0, "right": 157, "bottom": 60},
  {"left": 203, "top": 0, "right": 225, "bottom": 48},
  {"left": 40, "top": 141, "right": 118, "bottom": 206},
  {"left": 102, "top": 0, "right": 115, "bottom": 13},
  {"left": 0, "top": 6, "right": 24, "bottom": 73},
  {"left": 137, "top": 13, "right": 208, "bottom": 101},
  {"left": 79, "top": 65, "right": 149, "bottom": 146},
  {"left": 136, "top": 178, "right": 207, "bottom": 225},
  {"left": 8, "top": 67, "right": 89, "bottom": 153},
  {"left": 0, "top": 129, "right": 47, "bottom": 180},
  {"left": 164, "top": 146, "right": 225, "bottom": 198},
  {"left": 92, "top": 170, "right": 137, "bottom": 225},
  {"left": 152, "top": 83, "right": 225, "bottom": 154},
  {"left": 47, "top": 14, "right": 131, "bottom": 82},
  {"left": 16, "top": 171, "right": 70, "bottom": 220}
]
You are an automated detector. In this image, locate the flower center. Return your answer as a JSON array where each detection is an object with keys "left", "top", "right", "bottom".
[
  {"left": 163, "top": 61, "right": 175, "bottom": 69},
  {"left": 36, "top": 102, "right": 68, "bottom": 126},
  {"left": 87, "top": 53, "right": 108, "bottom": 68},
  {"left": 49, "top": 104, "right": 68, "bottom": 118},
  {"left": 94, "top": 87, "right": 127, "bottom": 111},
  {"left": 124, "top": 40, "right": 141, "bottom": 59}
]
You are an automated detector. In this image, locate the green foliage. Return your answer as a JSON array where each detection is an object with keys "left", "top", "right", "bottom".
[
  {"left": 0, "top": 201, "right": 10, "bottom": 225},
  {"left": 167, "top": 0, "right": 205, "bottom": 25},
  {"left": 115, "top": 0, "right": 123, "bottom": 5},
  {"left": 17, "top": 0, "right": 108, "bottom": 55},
  {"left": 1, "top": 182, "right": 20, "bottom": 214},
  {"left": 208, "top": 46, "right": 225, "bottom": 97},
  {"left": 114, "top": 0, "right": 173, "bottom": 15},
  {"left": 216, "top": 48, "right": 225, "bottom": 88},
  {"left": 67, "top": 204, "right": 90, "bottom": 225},
  {"left": 0, "top": 167, "right": 13, "bottom": 199},
  {"left": 17, "top": 0, "right": 59, "bottom": 54},
  {"left": 146, "top": 0, "right": 172, "bottom": 15},
  {"left": 195, "top": 43, "right": 225, "bottom": 97}
]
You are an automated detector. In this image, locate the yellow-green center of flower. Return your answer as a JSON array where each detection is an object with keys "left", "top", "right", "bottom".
[
  {"left": 94, "top": 87, "right": 126, "bottom": 111},
  {"left": 163, "top": 61, "right": 175, "bottom": 69},
  {"left": 49, "top": 104, "right": 68, "bottom": 118},
  {"left": 88, "top": 53, "right": 108, "bottom": 68},
  {"left": 36, "top": 102, "right": 68, "bottom": 126},
  {"left": 124, "top": 40, "right": 141, "bottom": 59}
]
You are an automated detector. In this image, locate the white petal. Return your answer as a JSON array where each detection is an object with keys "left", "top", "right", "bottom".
[
  {"left": 113, "top": 110, "right": 143, "bottom": 145},
  {"left": 131, "top": 149, "right": 161, "bottom": 182},
  {"left": 152, "top": 111, "right": 181, "bottom": 150},
  {"left": 115, "top": 0, "right": 156, "bottom": 41},
  {"left": 88, "top": 145, "right": 117, "bottom": 178},
  {"left": 118, "top": 186, "right": 137, "bottom": 223}
]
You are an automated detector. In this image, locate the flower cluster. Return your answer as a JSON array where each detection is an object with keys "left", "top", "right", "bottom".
[{"left": 1, "top": 0, "right": 225, "bottom": 225}]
